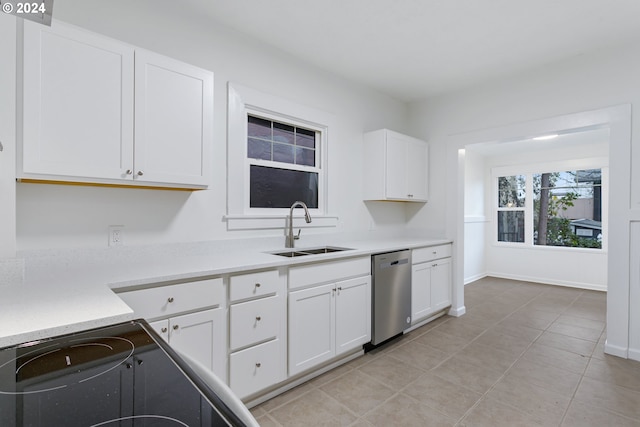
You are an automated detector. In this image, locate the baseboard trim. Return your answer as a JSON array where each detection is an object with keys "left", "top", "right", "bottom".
[
  {"left": 448, "top": 305, "right": 466, "bottom": 317},
  {"left": 486, "top": 272, "right": 606, "bottom": 292},
  {"left": 604, "top": 340, "right": 629, "bottom": 359},
  {"left": 628, "top": 348, "right": 640, "bottom": 362},
  {"left": 464, "top": 273, "right": 487, "bottom": 285}
]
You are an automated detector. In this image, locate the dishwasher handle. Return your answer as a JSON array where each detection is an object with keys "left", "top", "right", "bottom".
[{"left": 378, "top": 258, "right": 409, "bottom": 269}]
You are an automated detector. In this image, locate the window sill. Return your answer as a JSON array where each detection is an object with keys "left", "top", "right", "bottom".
[{"left": 224, "top": 214, "right": 339, "bottom": 231}]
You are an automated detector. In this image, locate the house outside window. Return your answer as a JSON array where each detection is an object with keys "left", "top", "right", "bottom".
[{"left": 495, "top": 165, "right": 604, "bottom": 250}]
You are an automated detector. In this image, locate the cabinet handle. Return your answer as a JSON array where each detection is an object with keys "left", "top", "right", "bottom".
[
  {"left": 167, "top": 297, "right": 174, "bottom": 303},
  {"left": 173, "top": 325, "right": 179, "bottom": 330},
  {"left": 255, "top": 362, "right": 261, "bottom": 368},
  {"left": 161, "top": 327, "right": 168, "bottom": 333},
  {"left": 255, "top": 283, "right": 261, "bottom": 288},
  {"left": 256, "top": 316, "right": 262, "bottom": 321},
  {"left": 433, "top": 263, "right": 438, "bottom": 267},
  {"left": 137, "top": 170, "right": 144, "bottom": 176},
  {"left": 125, "top": 169, "right": 133, "bottom": 175}
]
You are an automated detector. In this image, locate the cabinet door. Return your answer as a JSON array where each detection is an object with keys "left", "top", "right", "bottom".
[
  {"left": 229, "top": 339, "right": 284, "bottom": 399},
  {"left": 385, "top": 133, "right": 409, "bottom": 199},
  {"left": 431, "top": 258, "right": 452, "bottom": 311},
  {"left": 411, "top": 263, "right": 433, "bottom": 322},
  {"left": 406, "top": 138, "right": 428, "bottom": 201},
  {"left": 167, "top": 309, "right": 226, "bottom": 380},
  {"left": 335, "top": 275, "right": 371, "bottom": 355},
  {"left": 134, "top": 49, "right": 213, "bottom": 187},
  {"left": 21, "top": 20, "right": 134, "bottom": 180},
  {"left": 288, "top": 283, "right": 335, "bottom": 376}
]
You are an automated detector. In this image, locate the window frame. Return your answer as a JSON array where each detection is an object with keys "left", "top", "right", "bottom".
[
  {"left": 245, "top": 110, "right": 323, "bottom": 214},
  {"left": 226, "top": 83, "right": 337, "bottom": 230},
  {"left": 496, "top": 175, "right": 527, "bottom": 244},
  {"left": 492, "top": 157, "right": 608, "bottom": 251}
]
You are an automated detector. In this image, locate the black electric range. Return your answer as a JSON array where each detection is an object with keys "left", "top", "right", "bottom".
[{"left": 0, "top": 320, "right": 246, "bottom": 426}]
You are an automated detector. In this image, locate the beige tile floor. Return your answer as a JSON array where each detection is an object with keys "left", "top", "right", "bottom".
[{"left": 251, "top": 277, "right": 640, "bottom": 426}]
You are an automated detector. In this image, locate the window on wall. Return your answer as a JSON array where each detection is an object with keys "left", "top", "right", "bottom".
[
  {"left": 497, "top": 175, "right": 526, "bottom": 243},
  {"left": 495, "top": 167, "right": 604, "bottom": 249},
  {"left": 247, "top": 115, "right": 320, "bottom": 209},
  {"left": 533, "top": 169, "right": 602, "bottom": 248},
  {"left": 226, "top": 83, "right": 336, "bottom": 230}
]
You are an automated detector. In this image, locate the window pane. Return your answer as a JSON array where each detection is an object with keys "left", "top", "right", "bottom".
[
  {"left": 248, "top": 116, "right": 271, "bottom": 139},
  {"left": 497, "top": 211, "right": 524, "bottom": 243},
  {"left": 498, "top": 175, "right": 525, "bottom": 207},
  {"left": 533, "top": 170, "right": 602, "bottom": 248},
  {"left": 273, "top": 142, "right": 295, "bottom": 164},
  {"left": 296, "top": 147, "right": 315, "bottom": 166},
  {"left": 250, "top": 165, "right": 318, "bottom": 208},
  {"left": 273, "top": 122, "right": 294, "bottom": 144},
  {"left": 296, "top": 128, "right": 316, "bottom": 149},
  {"left": 247, "top": 138, "right": 271, "bottom": 160}
]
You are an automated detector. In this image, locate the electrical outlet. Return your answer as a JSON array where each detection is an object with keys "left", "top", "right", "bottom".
[{"left": 108, "top": 225, "right": 124, "bottom": 247}]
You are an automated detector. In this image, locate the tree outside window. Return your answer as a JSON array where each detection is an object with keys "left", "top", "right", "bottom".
[
  {"left": 533, "top": 169, "right": 602, "bottom": 249},
  {"left": 497, "top": 175, "right": 526, "bottom": 243}
]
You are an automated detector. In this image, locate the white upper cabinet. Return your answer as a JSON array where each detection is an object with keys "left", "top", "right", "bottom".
[
  {"left": 19, "top": 20, "right": 213, "bottom": 189},
  {"left": 134, "top": 50, "right": 212, "bottom": 187},
  {"left": 20, "top": 20, "right": 134, "bottom": 181},
  {"left": 363, "top": 129, "right": 428, "bottom": 202}
]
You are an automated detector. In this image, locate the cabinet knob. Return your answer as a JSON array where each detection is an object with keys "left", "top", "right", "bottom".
[
  {"left": 125, "top": 169, "right": 133, "bottom": 175},
  {"left": 167, "top": 297, "right": 174, "bottom": 303},
  {"left": 255, "top": 283, "right": 261, "bottom": 288},
  {"left": 137, "top": 170, "right": 144, "bottom": 176},
  {"left": 337, "top": 286, "right": 342, "bottom": 291},
  {"left": 256, "top": 316, "right": 262, "bottom": 321},
  {"left": 161, "top": 327, "right": 168, "bottom": 333},
  {"left": 173, "top": 325, "right": 179, "bottom": 330},
  {"left": 255, "top": 362, "right": 261, "bottom": 368}
]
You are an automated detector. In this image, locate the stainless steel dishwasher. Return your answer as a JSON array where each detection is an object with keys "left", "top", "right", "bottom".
[{"left": 370, "top": 249, "right": 412, "bottom": 346}]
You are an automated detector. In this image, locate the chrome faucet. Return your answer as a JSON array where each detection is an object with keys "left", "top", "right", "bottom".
[{"left": 286, "top": 201, "right": 312, "bottom": 248}]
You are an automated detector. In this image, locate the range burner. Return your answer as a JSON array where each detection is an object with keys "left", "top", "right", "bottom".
[
  {"left": 91, "top": 415, "right": 189, "bottom": 426},
  {"left": 0, "top": 336, "right": 134, "bottom": 395}
]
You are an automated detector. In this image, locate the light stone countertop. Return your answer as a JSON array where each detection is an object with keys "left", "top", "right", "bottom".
[{"left": 0, "top": 234, "right": 452, "bottom": 348}]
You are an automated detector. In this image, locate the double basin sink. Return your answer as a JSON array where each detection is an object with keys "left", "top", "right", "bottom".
[{"left": 269, "top": 246, "right": 353, "bottom": 258}]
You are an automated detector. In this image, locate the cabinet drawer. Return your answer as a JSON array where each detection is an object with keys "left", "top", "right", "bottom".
[
  {"left": 229, "top": 296, "right": 280, "bottom": 351},
  {"left": 229, "top": 269, "right": 280, "bottom": 302},
  {"left": 412, "top": 244, "right": 452, "bottom": 264},
  {"left": 230, "top": 339, "right": 284, "bottom": 399},
  {"left": 118, "top": 277, "right": 223, "bottom": 320},
  {"left": 288, "top": 256, "right": 370, "bottom": 290}
]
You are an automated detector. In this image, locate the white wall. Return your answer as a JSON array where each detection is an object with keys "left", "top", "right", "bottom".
[
  {"left": 10, "top": 0, "right": 415, "bottom": 251},
  {"left": 0, "top": 13, "right": 16, "bottom": 258},
  {"left": 407, "top": 38, "right": 640, "bottom": 359},
  {"left": 463, "top": 149, "right": 486, "bottom": 283}
]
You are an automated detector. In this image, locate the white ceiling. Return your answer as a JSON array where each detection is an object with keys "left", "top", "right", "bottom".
[{"left": 181, "top": 0, "right": 640, "bottom": 102}]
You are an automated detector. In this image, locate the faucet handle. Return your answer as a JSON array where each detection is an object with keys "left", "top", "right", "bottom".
[{"left": 294, "top": 229, "right": 302, "bottom": 240}]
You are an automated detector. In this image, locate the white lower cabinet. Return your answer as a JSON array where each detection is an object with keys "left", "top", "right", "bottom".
[
  {"left": 117, "top": 277, "right": 226, "bottom": 382},
  {"left": 228, "top": 269, "right": 286, "bottom": 399},
  {"left": 229, "top": 338, "right": 283, "bottom": 399},
  {"left": 288, "top": 272, "right": 371, "bottom": 376},
  {"left": 411, "top": 245, "right": 452, "bottom": 324},
  {"left": 149, "top": 308, "right": 225, "bottom": 379}
]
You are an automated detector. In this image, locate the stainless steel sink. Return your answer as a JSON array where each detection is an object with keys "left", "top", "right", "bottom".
[{"left": 270, "top": 246, "right": 353, "bottom": 257}]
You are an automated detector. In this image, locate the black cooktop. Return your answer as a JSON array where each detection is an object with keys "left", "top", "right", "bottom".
[{"left": 0, "top": 320, "right": 244, "bottom": 426}]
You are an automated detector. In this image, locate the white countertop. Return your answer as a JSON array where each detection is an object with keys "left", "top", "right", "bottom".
[{"left": 0, "top": 235, "right": 451, "bottom": 348}]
